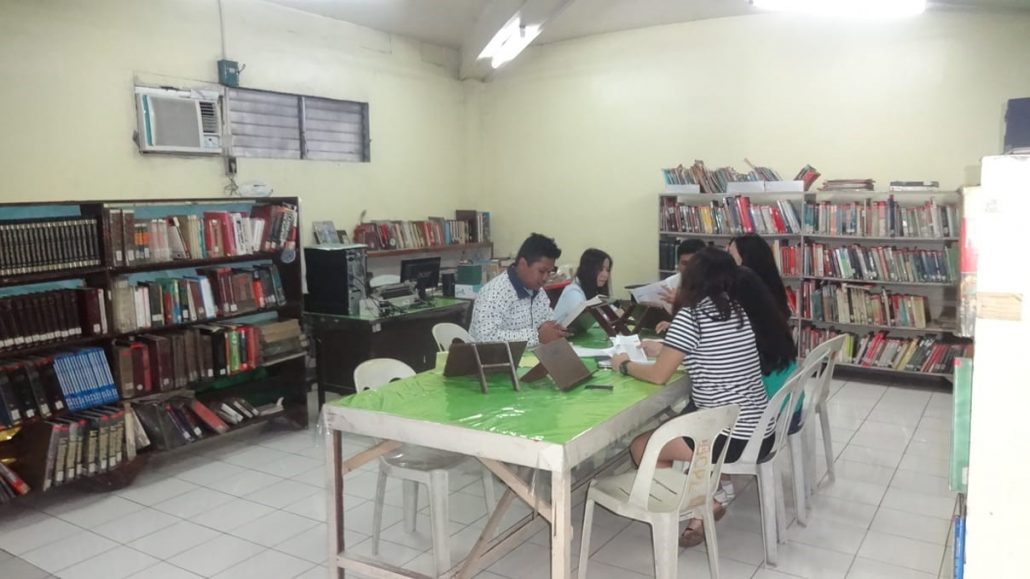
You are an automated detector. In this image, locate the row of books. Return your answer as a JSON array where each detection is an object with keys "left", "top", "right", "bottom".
[
  {"left": 803, "top": 199, "right": 958, "bottom": 239},
  {"left": 353, "top": 210, "right": 491, "bottom": 251},
  {"left": 660, "top": 196, "right": 803, "bottom": 235},
  {"left": 658, "top": 238, "right": 683, "bottom": 271},
  {"left": 0, "top": 217, "right": 101, "bottom": 277},
  {"left": 134, "top": 395, "right": 271, "bottom": 451},
  {"left": 104, "top": 203, "right": 298, "bottom": 267},
  {"left": 772, "top": 240, "right": 801, "bottom": 277},
  {"left": 110, "top": 264, "right": 285, "bottom": 333},
  {"left": 112, "top": 322, "right": 263, "bottom": 398},
  {"left": 804, "top": 244, "right": 957, "bottom": 284},
  {"left": 255, "top": 319, "right": 308, "bottom": 361},
  {"left": 0, "top": 288, "right": 107, "bottom": 352},
  {"left": 799, "top": 328, "right": 972, "bottom": 375},
  {"left": 683, "top": 160, "right": 786, "bottom": 194},
  {"left": 15, "top": 405, "right": 129, "bottom": 493},
  {"left": 0, "top": 348, "right": 119, "bottom": 427},
  {"left": 801, "top": 282, "right": 932, "bottom": 329}
]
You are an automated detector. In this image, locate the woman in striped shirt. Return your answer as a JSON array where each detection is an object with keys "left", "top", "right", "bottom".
[{"left": 610, "top": 247, "right": 774, "bottom": 548}]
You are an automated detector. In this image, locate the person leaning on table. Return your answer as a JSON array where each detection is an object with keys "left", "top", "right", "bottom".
[
  {"left": 469, "top": 232, "right": 569, "bottom": 347},
  {"left": 609, "top": 246, "right": 774, "bottom": 549}
]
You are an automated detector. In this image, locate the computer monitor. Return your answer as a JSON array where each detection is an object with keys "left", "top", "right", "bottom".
[{"left": 400, "top": 257, "right": 441, "bottom": 292}]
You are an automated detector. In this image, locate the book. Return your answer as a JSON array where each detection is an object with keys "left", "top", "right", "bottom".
[
  {"left": 800, "top": 281, "right": 934, "bottom": 329},
  {"left": 559, "top": 296, "right": 607, "bottom": 335},
  {"left": 660, "top": 195, "right": 802, "bottom": 236},
  {"left": 799, "top": 327, "right": 972, "bottom": 375},
  {"left": 803, "top": 197, "right": 958, "bottom": 239},
  {"left": 0, "top": 216, "right": 101, "bottom": 277},
  {"left": 803, "top": 243, "right": 957, "bottom": 284}
]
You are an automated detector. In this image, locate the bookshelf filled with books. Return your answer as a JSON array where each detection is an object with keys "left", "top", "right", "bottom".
[
  {"left": 0, "top": 197, "right": 308, "bottom": 502},
  {"left": 658, "top": 189, "right": 971, "bottom": 381}
]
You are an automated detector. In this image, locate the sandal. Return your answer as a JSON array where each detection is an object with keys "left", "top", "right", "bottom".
[
  {"left": 713, "top": 500, "right": 727, "bottom": 521},
  {"left": 679, "top": 524, "right": 706, "bottom": 548}
]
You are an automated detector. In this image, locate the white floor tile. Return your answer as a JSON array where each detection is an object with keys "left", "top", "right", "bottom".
[
  {"left": 786, "top": 515, "right": 867, "bottom": 555},
  {"left": 206, "top": 469, "right": 283, "bottom": 497},
  {"left": 92, "top": 508, "right": 179, "bottom": 543},
  {"left": 210, "top": 549, "right": 312, "bottom": 579},
  {"left": 117, "top": 478, "right": 199, "bottom": 507},
  {"left": 858, "top": 530, "right": 945, "bottom": 575},
  {"left": 282, "top": 492, "right": 330, "bottom": 523},
  {"left": 340, "top": 501, "right": 405, "bottom": 536},
  {"left": 57, "top": 546, "right": 159, "bottom": 579},
  {"left": 762, "top": 540, "right": 853, "bottom": 579},
  {"left": 881, "top": 488, "right": 957, "bottom": 520},
  {"left": 487, "top": 540, "right": 553, "bottom": 578},
  {"left": 817, "top": 478, "right": 888, "bottom": 507},
  {"left": 174, "top": 461, "right": 250, "bottom": 486},
  {"left": 865, "top": 409, "right": 922, "bottom": 428},
  {"left": 889, "top": 470, "right": 954, "bottom": 498},
  {"left": 831, "top": 459, "right": 896, "bottom": 487},
  {"left": 125, "top": 562, "right": 202, "bottom": 579},
  {"left": 377, "top": 512, "right": 465, "bottom": 551},
  {"left": 21, "top": 530, "right": 117, "bottom": 573},
  {"left": 289, "top": 465, "right": 328, "bottom": 488},
  {"left": 347, "top": 537, "right": 426, "bottom": 569},
  {"left": 753, "top": 570, "right": 805, "bottom": 579},
  {"left": 167, "top": 534, "right": 265, "bottom": 577},
  {"left": 0, "top": 555, "right": 51, "bottom": 579},
  {"left": 850, "top": 422, "right": 914, "bottom": 449},
  {"left": 250, "top": 454, "right": 322, "bottom": 478},
  {"left": 258, "top": 431, "right": 320, "bottom": 454},
  {"left": 220, "top": 446, "right": 295, "bottom": 470},
  {"left": 870, "top": 507, "right": 951, "bottom": 545},
  {"left": 838, "top": 444, "right": 904, "bottom": 469},
  {"left": 0, "top": 514, "right": 83, "bottom": 555},
  {"left": 192, "top": 498, "right": 277, "bottom": 532},
  {"left": 804, "top": 495, "right": 879, "bottom": 529},
  {"left": 152, "top": 487, "right": 235, "bottom": 518},
  {"left": 847, "top": 557, "right": 936, "bottom": 578},
  {"left": 244, "top": 478, "right": 322, "bottom": 508},
  {"left": 573, "top": 559, "right": 651, "bottom": 579},
  {"left": 274, "top": 523, "right": 327, "bottom": 565},
  {"left": 676, "top": 548, "right": 758, "bottom": 579},
  {"left": 50, "top": 495, "right": 144, "bottom": 529},
  {"left": 897, "top": 454, "right": 950, "bottom": 479},
  {"left": 128, "top": 520, "right": 222, "bottom": 560},
  {"left": 904, "top": 441, "right": 951, "bottom": 462},
  {"left": 230, "top": 510, "right": 319, "bottom": 547},
  {"left": 917, "top": 416, "right": 951, "bottom": 433}
]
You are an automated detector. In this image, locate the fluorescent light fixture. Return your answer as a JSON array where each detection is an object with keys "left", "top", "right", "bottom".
[
  {"left": 752, "top": 0, "right": 926, "bottom": 17},
  {"left": 478, "top": 14, "right": 542, "bottom": 69}
]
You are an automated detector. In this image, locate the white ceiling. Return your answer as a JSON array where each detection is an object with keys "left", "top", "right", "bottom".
[{"left": 263, "top": 0, "right": 1030, "bottom": 50}]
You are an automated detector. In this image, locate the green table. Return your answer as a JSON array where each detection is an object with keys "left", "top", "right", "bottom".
[{"left": 321, "top": 337, "right": 689, "bottom": 579}]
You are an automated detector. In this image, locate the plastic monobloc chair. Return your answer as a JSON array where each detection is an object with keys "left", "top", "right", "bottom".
[
  {"left": 577, "top": 405, "right": 740, "bottom": 579},
  {"left": 431, "top": 322, "right": 473, "bottom": 352}
]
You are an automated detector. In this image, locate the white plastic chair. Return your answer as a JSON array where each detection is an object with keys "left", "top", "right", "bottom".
[
  {"left": 720, "top": 370, "right": 807, "bottom": 566},
  {"left": 432, "top": 322, "right": 472, "bottom": 352},
  {"left": 788, "top": 335, "right": 846, "bottom": 525},
  {"left": 578, "top": 405, "right": 740, "bottom": 579},
  {"left": 354, "top": 359, "right": 496, "bottom": 577}
]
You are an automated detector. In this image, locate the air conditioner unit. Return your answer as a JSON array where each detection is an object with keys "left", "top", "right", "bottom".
[{"left": 135, "top": 87, "right": 222, "bottom": 154}]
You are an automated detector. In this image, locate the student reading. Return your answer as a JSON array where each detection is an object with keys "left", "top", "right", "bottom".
[
  {"left": 610, "top": 247, "right": 778, "bottom": 548},
  {"left": 469, "top": 233, "right": 567, "bottom": 346},
  {"left": 552, "top": 248, "right": 612, "bottom": 323}
]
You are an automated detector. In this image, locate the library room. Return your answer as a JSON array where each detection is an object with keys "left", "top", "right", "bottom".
[{"left": 0, "top": 0, "right": 1028, "bottom": 578}]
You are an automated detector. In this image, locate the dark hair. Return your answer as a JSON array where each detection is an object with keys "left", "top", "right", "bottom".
[
  {"left": 730, "top": 234, "right": 790, "bottom": 319},
  {"left": 677, "top": 247, "right": 743, "bottom": 324},
  {"left": 576, "top": 248, "right": 612, "bottom": 299},
  {"left": 516, "top": 233, "right": 561, "bottom": 265},
  {"left": 677, "top": 239, "right": 707, "bottom": 259},
  {"left": 733, "top": 267, "right": 797, "bottom": 374}
]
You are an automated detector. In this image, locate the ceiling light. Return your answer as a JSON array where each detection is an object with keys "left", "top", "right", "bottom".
[
  {"left": 751, "top": 0, "right": 927, "bottom": 18},
  {"left": 478, "top": 14, "right": 542, "bottom": 69}
]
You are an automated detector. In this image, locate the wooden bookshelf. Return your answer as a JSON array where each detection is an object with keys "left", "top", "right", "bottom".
[
  {"left": 658, "top": 189, "right": 971, "bottom": 383},
  {"left": 0, "top": 197, "right": 308, "bottom": 501},
  {"left": 366, "top": 241, "right": 493, "bottom": 258}
]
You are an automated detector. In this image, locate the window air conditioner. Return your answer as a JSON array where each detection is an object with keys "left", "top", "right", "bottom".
[{"left": 135, "top": 87, "right": 222, "bottom": 154}]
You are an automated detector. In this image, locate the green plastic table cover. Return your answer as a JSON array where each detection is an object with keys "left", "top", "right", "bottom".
[{"left": 328, "top": 346, "right": 682, "bottom": 445}]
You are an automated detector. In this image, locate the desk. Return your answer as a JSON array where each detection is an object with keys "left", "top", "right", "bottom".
[
  {"left": 305, "top": 298, "right": 471, "bottom": 405},
  {"left": 322, "top": 351, "right": 690, "bottom": 579}
]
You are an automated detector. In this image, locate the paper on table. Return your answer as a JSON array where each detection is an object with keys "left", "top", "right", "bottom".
[
  {"left": 631, "top": 282, "right": 672, "bottom": 313},
  {"left": 571, "top": 335, "right": 648, "bottom": 363}
]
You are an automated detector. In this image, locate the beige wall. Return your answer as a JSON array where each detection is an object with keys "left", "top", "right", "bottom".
[
  {"left": 477, "top": 11, "right": 1030, "bottom": 294},
  {"left": 0, "top": 0, "right": 471, "bottom": 244}
]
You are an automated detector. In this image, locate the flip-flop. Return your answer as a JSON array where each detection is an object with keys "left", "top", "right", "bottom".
[
  {"left": 679, "top": 525, "right": 705, "bottom": 548},
  {"left": 714, "top": 501, "right": 727, "bottom": 521}
]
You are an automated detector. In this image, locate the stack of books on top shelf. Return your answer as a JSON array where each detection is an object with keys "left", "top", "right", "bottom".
[
  {"left": 803, "top": 198, "right": 959, "bottom": 238},
  {"left": 0, "top": 217, "right": 102, "bottom": 277},
  {"left": 110, "top": 264, "right": 285, "bottom": 333},
  {"left": 0, "top": 288, "right": 108, "bottom": 352},
  {"left": 660, "top": 196, "right": 803, "bottom": 235},
  {"left": 804, "top": 244, "right": 958, "bottom": 284},
  {"left": 113, "top": 322, "right": 262, "bottom": 399},
  {"left": 105, "top": 202, "right": 298, "bottom": 267},
  {"left": 662, "top": 165, "right": 697, "bottom": 187},
  {"left": 0, "top": 348, "right": 119, "bottom": 429},
  {"left": 820, "top": 179, "right": 875, "bottom": 191},
  {"left": 799, "top": 327, "right": 972, "bottom": 375},
  {"left": 889, "top": 180, "right": 940, "bottom": 192},
  {"left": 794, "top": 165, "right": 821, "bottom": 191},
  {"left": 353, "top": 210, "right": 491, "bottom": 251},
  {"left": 801, "top": 281, "right": 932, "bottom": 329},
  {"left": 685, "top": 160, "right": 787, "bottom": 194},
  {"left": 255, "top": 319, "right": 307, "bottom": 361}
]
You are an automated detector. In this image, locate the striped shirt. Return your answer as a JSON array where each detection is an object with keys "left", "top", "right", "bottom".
[{"left": 663, "top": 296, "right": 772, "bottom": 440}]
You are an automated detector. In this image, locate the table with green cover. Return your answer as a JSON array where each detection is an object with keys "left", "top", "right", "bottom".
[{"left": 321, "top": 331, "right": 689, "bottom": 579}]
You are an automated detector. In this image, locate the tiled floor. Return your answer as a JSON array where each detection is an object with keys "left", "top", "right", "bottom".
[{"left": 0, "top": 379, "right": 957, "bottom": 579}]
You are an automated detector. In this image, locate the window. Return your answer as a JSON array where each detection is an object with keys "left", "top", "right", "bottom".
[{"left": 226, "top": 88, "right": 370, "bottom": 162}]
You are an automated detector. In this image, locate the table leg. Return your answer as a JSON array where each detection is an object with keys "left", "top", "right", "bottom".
[
  {"left": 457, "top": 489, "right": 517, "bottom": 579},
  {"left": 326, "top": 428, "right": 345, "bottom": 579},
  {"left": 551, "top": 466, "right": 572, "bottom": 579}
]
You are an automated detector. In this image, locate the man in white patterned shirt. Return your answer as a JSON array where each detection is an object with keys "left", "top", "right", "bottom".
[{"left": 470, "top": 233, "right": 568, "bottom": 346}]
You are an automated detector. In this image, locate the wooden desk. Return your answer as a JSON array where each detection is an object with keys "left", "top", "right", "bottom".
[{"left": 304, "top": 298, "right": 471, "bottom": 405}]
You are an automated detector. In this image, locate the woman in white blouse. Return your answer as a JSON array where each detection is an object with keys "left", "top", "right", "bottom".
[{"left": 552, "top": 248, "right": 612, "bottom": 323}]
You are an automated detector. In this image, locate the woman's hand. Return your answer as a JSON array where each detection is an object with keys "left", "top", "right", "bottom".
[
  {"left": 610, "top": 353, "right": 629, "bottom": 372},
  {"left": 642, "top": 339, "right": 663, "bottom": 358},
  {"left": 655, "top": 321, "right": 671, "bottom": 334}
]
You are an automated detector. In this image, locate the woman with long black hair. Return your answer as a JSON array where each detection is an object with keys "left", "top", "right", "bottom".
[{"left": 552, "top": 248, "right": 612, "bottom": 322}]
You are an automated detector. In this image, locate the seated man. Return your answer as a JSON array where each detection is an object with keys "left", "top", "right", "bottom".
[
  {"left": 659, "top": 238, "right": 706, "bottom": 305},
  {"left": 470, "top": 233, "right": 568, "bottom": 346}
]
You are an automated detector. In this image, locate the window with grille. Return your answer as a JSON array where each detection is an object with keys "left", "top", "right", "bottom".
[{"left": 226, "top": 88, "right": 370, "bottom": 162}]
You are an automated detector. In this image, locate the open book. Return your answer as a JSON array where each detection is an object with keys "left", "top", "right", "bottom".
[
  {"left": 630, "top": 282, "right": 672, "bottom": 313},
  {"left": 571, "top": 334, "right": 649, "bottom": 363},
  {"left": 560, "top": 295, "right": 608, "bottom": 335}
]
